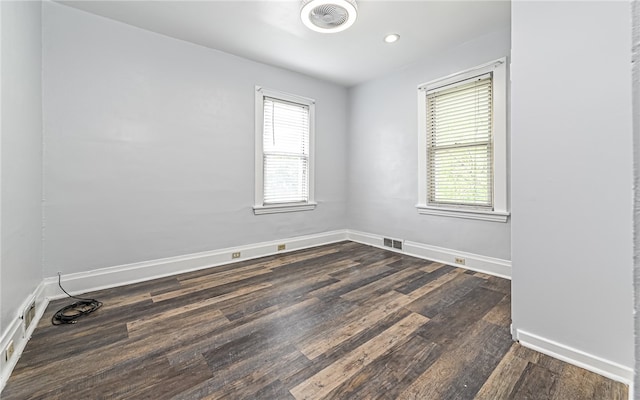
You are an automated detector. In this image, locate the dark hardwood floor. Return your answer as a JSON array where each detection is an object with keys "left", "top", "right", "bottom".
[{"left": 2, "top": 241, "right": 628, "bottom": 399}]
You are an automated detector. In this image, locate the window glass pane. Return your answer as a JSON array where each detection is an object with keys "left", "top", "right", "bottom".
[
  {"left": 428, "top": 145, "right": 492, "bottom": 206},
  {"left": 262, "top": 97, "right": 310, "bottom": 204},
  {"left": 427, "top": 75, "right": 493, "bottom": 208},
  {"left": 264, "top": 155, "right": 308, "bottom": 204},
  {"left": 263, "top": 98, "right": 309, "bottom": 155}
]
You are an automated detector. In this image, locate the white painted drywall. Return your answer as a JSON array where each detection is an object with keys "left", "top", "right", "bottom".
[
  {"left": 41, "top": 2, "right": 348, "bottom": 276},
  {"left": 633, "top": 0, "right": 640, "bottom": 395},
  {"left": 0, "top": 1, "right": 43, "bottom": 335},
  {"left": 346, "top": 28, "right": 511, "bottom": 260},
  {"left": 511, "top": 1, "right": 633, "bottom": 371}
]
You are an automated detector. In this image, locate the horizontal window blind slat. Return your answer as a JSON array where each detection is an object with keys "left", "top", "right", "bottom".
[
  {"left": 427, "top": 105, "right": 492, "bottom": 121},
  {"left": 429, "top": 168, "right": 492, "bottom": 174},
  {"left": 427, "top": 122, "right": 492, "bottom": 133},
  {"left": 429, "top": 83, "right": 492, "bottom": 97},
  {"left": 427, "top": 94, "right": 492, "bottom": 111},
  {"left": 426, "top": 75, "right": 493, "bottom": 208},
  {"left": 429, "top": 135, "right": 492, "bottom": 146},
  {"left": 429, "top": 145, "right": 492, "bottom": 156},
  {"left": 262, "top": 95, "right": 310, "bottom": 205},
  {"left": 263, "top": 155, "right": 308, "bottom": 204},
  {"left": 263, "top": 98, "right": 309, "bottom": 155},
  {"left": 429, "top": 154, "right": 492, "bottom": 161},
  {"left": 429, "top": 161, "right": 492, "bottom": 167}
]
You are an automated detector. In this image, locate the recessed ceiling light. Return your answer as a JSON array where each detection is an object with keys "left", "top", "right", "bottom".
[
  {"left": 384, "top": 33, "right": 400, "bottom": 43},
  {"left": 300, "top": 0, "right": 358, "bottom": 33}
]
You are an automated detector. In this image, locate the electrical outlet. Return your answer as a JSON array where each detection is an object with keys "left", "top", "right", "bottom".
[
  {"left": 5, "top": 340, "right": 14, "bottom": 362},
  {"left": 232, "top": 252, "right": 241, "bottom": 259},
  {"left": 392, "top": 240, "right": 403, "bottom": 250},
  {"left": 455, "top": 257, "right": 466, "bottom": 265},
  {"left": 24, "top": 301, "right": 36, "bottom": 331},
  {"left": 277, "top": 244, "right": 286, "bottom": 251},
  {"left": 383, "top": 238, "right": 393, "bottom": 247}
]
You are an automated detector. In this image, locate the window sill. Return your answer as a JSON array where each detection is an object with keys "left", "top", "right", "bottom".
[
  {"left": 253, "top": 202, "right": 317, "bottom": 215},
  {"left": 416, "top": 204, "right": 509, "bottom": 222}
]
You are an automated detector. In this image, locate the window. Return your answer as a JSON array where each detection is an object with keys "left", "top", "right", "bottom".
[
  {"left": 254, "top": 87, "right": 316, "bottom": 215},
  {"left": 417, "top": 58, "right": 509, "bottom": 222}
]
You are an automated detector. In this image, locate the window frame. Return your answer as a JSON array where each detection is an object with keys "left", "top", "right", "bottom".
[
  {"left": 416, "top": 58, "right": 509, "bottom": 222},
  {"left": 253, "top": 86, "right": 316, "bottom": 215}
]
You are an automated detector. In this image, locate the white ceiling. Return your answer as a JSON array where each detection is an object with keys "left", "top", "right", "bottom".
[{"left": 57, "top": 1, "right": 511, "bottom": 87}]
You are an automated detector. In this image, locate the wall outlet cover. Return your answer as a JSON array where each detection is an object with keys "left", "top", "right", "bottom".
[
  {"left": 24, "top": 301, "right": 36, "bottom": 331},
  {"left": 5, "top": 340, "right": 14, "bottom": 362}
]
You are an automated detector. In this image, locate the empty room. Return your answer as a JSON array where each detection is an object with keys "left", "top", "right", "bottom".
[{"left": 0, "top": 0, "right": 636, "bottom": 399}]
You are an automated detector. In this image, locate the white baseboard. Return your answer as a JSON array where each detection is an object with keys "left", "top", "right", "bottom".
[
  {"left": 1, "top": 230, "right": 347, "bottom": 393},
  {"left": 346, "top": 229, "right": 511, "bottom": 279},
  {"left": 516, "top": 329, "right": 633, "bottom": 389},
  {"left": 0, "top": 281, "right": 49, "bottom": 391},
  {"left": 10, "top": 229, "right": 635, "bottom": 399},
  {"left": 41, "top": 227, "right": 509, "bottom": 300},
  {"left": 44, "top": 230, "right": 349, "bottom": 300}
]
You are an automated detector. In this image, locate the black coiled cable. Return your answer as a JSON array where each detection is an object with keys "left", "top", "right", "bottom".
[{"left": 52, "top": 273, "right": 103, "bottom": 325}]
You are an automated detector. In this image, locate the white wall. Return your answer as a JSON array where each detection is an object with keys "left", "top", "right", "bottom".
[
  {"left": 347, "top": 28, "right": 511, "bottom": 261},
  {"left": 633, "top": 1, "right": 640, "bottom": 394},
  {"left": 12, "top": 0, "right": 636, "bottom": 389},
  {"left": 42, "top": 2, "right": 348, "bottom": 276},
  {"left": 0, "top": 0, "right": 43, "bottom": 340},
  {"left": 511, "top": 0, "right": 634, "bottom": 375}
]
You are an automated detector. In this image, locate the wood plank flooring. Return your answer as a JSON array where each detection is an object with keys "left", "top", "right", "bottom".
[{"left": 1, "top": 241, "right": 628, "bottom": 399}]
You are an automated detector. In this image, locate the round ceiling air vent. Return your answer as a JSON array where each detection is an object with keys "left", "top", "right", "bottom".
[{"left": 300, "top": 0, "right": 358, "bottom": 33}]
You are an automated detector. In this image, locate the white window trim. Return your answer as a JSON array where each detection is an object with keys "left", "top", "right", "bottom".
[
  {"left": 254, "top": 86, "right": 316, "bottom": 215},
  {"left": 416, "top": 58, "right": 509, "bottom": 223}
]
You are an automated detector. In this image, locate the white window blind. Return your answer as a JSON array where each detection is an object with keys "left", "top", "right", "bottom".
[
  {"left": 426, "top": 73, "right": 493, "bottom": 208},
  {"left": 262, "top": 97, "right": 310, "bottom": 204}
]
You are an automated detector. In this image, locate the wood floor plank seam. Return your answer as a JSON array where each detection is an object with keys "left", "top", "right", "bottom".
[
  {"left": 1, "top": 242, "right": 628, "bottom": 400},
  {"left": 289, "top": 312, "right": 429, "bottom": 400}
]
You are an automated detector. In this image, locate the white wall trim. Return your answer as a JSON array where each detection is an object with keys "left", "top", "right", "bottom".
[
  {"left": 9, "top": 229, "right": 636, "bottom": 398},
  {"left": 417, "top": 57, "right": 509, "bottom": 218},
  {"left": 2, "top": 230, "right": 347, "bottom": 392},
  {"left": 254, "top": 85, "right": 316, "bottom": 213},
  {"left": 416, "top": 205, "right": 510, "bottom": 222},
  {"left": 516, "top": 329, "right": 633, "bottom": 388},
  {"left": 346, "top": 229, "right": 511, "bottom": 279},
  {"left": 44, "top": 230, "right": 348, "bottom": 300},
  {"left": 253, "top": 202, "right": 317, "bottom": 215},
  {"left": 0, "top": 281, "right": 49, "bottom": 392}
]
